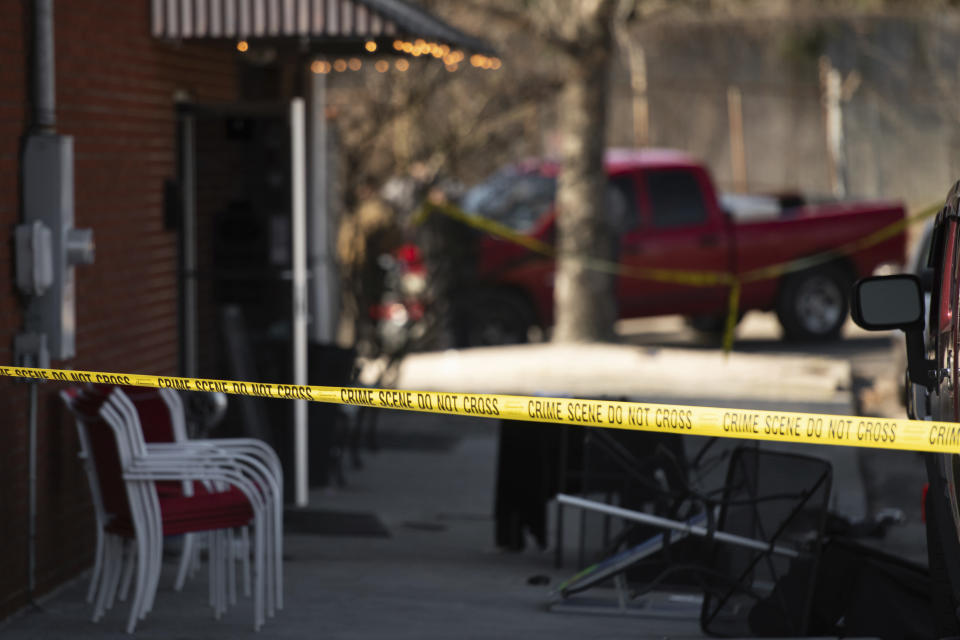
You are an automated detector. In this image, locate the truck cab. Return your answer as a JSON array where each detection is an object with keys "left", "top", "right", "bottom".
[{"left": 450, "top": 149, "right": 905, "bottom": 346}]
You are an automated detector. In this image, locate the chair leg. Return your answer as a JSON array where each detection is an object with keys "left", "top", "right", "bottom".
[
  {"left": 104, "top": 538, "right": 124, "bottom": 613},
  {"left": 126, "top": 527, "right": 150, "bottom": 633},
  {"left": 191, "top": 537, "right": 202, "bottom": 578},
  {"left": 222, "top": 530, "right": 230, "bottom": 615},
  {"left": 215, "top": 530, "right": 226, "bottom": 619},
  {"left": 174, "top": 533, "right": 195, "bottom": 591},
  {"left": 264, "top": 522, "right": 275, "bottom": 618},
  {"left": 92, "top": 535, "right": 115, "bottom": 622},
  {"left": 142, "top": 531, "right": 160, "bottom": 619},
  {"left": 254, "top": 513, "right": 266, "bottom": 630},
  {"left": 118, "top": 543, "right": 136, "bottom": 602},
  {"left": 141, "top": 491, "right": 162, "bottom": 618},
  {"left": 228, "top": 530, "right": 237, "bottom": 607},
  {"left": 87, "top": 528, "right": 105, "bottom": 604},
  {"left": 241, "top": 526, "right": 252, "bottom": 598},
  {"left": 274, "top": 506, "right": 283, "bottom": 611},
  {"left": 208, "top": 532, "right": 216, "bottom": 612}
]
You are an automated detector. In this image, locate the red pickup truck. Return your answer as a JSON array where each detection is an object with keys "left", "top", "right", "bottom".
[{"left": 413, "top": 149, "right": 906, "bottom": 345}]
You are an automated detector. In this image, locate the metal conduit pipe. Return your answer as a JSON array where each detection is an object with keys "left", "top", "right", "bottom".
[
  {"left": 33, "top": 0, "right": 56, "bottom": 131},
  {"left": 26, "top": 0, "right": 58, "bottom": 600}
]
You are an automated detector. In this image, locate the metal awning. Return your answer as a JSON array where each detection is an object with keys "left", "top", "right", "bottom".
[{"left": 150, "top": 0, "right": 493, "bottom": 54}]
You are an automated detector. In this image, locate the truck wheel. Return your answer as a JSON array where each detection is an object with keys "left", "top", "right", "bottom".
[
  {"left": 776, "top": 265, "right": 849, "bottom": 341},
  {"left": 454, "top": 292, "right": 535, "bottom": 347}
]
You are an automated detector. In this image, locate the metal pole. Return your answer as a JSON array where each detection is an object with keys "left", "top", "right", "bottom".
[
  {"left": 27, "top": 0, "right": 57, "bottom": 599},
  {"left": 291, "top": 98, "right": 309, "bottom": 506},
  {"left": 557, "top": 494, "right": 799, "bottom": 558},
  {"left": 309, "top": 71, "right": 336, "bottom": 344}
]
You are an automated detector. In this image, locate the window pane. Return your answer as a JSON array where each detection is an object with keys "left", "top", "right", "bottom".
[
  {"left": 647, "top": 170, "right": 708, "bottom": 228},
  {"left": 461, "top": 170, "right": 556, "bottom": 233}
]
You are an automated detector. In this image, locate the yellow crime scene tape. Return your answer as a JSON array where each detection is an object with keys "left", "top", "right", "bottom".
[
  {"left": 415, "top": 199, "right": 944, "bottom": 353},
  {"left": 6, "top": 364, "right": 960, "bottom": 456}
]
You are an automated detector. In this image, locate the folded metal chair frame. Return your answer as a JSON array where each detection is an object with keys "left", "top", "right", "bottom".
[
  {"left": 63, "top": 385, "right": 283, "bottom": 632},
  {"left": 552, "top": 447, "right": 831, "bottom": 637}
]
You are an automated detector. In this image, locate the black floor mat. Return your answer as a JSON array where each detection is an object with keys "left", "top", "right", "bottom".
[{"left": 284, "top": 508, "right": 391, "bottom": 537}]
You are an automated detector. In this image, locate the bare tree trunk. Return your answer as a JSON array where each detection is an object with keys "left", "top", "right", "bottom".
[{"left": 552, "top": 13, "right": 616, "bottom": 343}]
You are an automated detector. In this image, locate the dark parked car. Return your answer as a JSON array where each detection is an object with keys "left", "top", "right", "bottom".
[{"left": 851, "top": 181, "right": 960, "bottom": 636}]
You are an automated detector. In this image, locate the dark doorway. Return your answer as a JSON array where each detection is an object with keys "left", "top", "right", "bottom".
[{"left": 177, "top": 103, "right": 293, "bottom": 435}]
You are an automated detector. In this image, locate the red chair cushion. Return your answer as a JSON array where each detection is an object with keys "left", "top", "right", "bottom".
[{"left": 106, "top": 486, "right": 254, "bottom": 537}]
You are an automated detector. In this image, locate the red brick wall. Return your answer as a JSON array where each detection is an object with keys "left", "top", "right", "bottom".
[
  {"left": 0, "top": 0, "right": 246, "bottom": 617},
  {"left": 0, "top": 0, "right": 34, "bottom": 616}
]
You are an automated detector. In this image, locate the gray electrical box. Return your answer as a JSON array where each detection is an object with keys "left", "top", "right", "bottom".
[{"left": 21, "top": 134, "right": 95, "bottom": 360}]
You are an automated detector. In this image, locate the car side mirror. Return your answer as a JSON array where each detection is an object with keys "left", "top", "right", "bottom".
[{"left": 851, "top": 274, "right": 936, "bottom": 389}]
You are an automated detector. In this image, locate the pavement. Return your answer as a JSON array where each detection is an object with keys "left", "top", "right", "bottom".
[{"left": 1, "top": 313, "right": 921, "bottom": 639}]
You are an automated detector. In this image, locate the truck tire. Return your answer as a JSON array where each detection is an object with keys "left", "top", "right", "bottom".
[
  {"left": 776, "top": 265, "right": 850, "bottom": 341},
  {"left": 453, "top": 291, "right": 536, "bottom": 347}
]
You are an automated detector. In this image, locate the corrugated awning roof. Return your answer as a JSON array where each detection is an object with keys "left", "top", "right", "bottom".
[{"left": 150, "top": 0, "right": 493, "bottom": 54}]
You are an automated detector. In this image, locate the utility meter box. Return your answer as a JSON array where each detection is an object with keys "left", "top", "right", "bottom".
[{"left": 21, "top": 134, "right": 95, "bottom": 360}]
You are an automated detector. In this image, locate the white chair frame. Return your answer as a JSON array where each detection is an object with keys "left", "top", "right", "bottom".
[{"left": 65, "top": 386, "right": 285, "bottom": 632}]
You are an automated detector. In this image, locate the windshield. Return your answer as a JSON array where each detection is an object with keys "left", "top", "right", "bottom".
[{"left": 461, "top": 169, "right": 557, "bottom": 233}]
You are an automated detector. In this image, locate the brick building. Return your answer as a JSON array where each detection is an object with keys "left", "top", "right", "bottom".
[{"left": 0, "top": 0, "right": 488, "bottom": 619}]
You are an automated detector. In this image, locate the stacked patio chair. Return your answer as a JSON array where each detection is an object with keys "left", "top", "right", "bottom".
[
  {"left": 62, "top": 385, "right": 283, "bottom": 632},
  {"left": 76, "top": 385, "right": 216, "bottom": 602},
  {"left": 116, "top": 387, "right": 283, "bottom": 617}
]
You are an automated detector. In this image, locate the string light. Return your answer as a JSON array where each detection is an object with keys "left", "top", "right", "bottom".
[
  {"left": 236, "top": 40, "right": 249, "bottom": 52},
  {"left": 343, "top": 39, "right": 501, "bottom": 72},
  {"left": 310, "top": 60, "right": 331, "bottom": 74}
]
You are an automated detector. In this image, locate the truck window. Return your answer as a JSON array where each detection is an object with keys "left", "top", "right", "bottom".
[
  {"left": 461, "top": 170, "right": 557, "bottom": 233},
  {"left": 646, "top": 169, "right": 708, "bottom": 228},
  {"left": 461, "top": 170, "right": 638, "bottom": 235}
]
